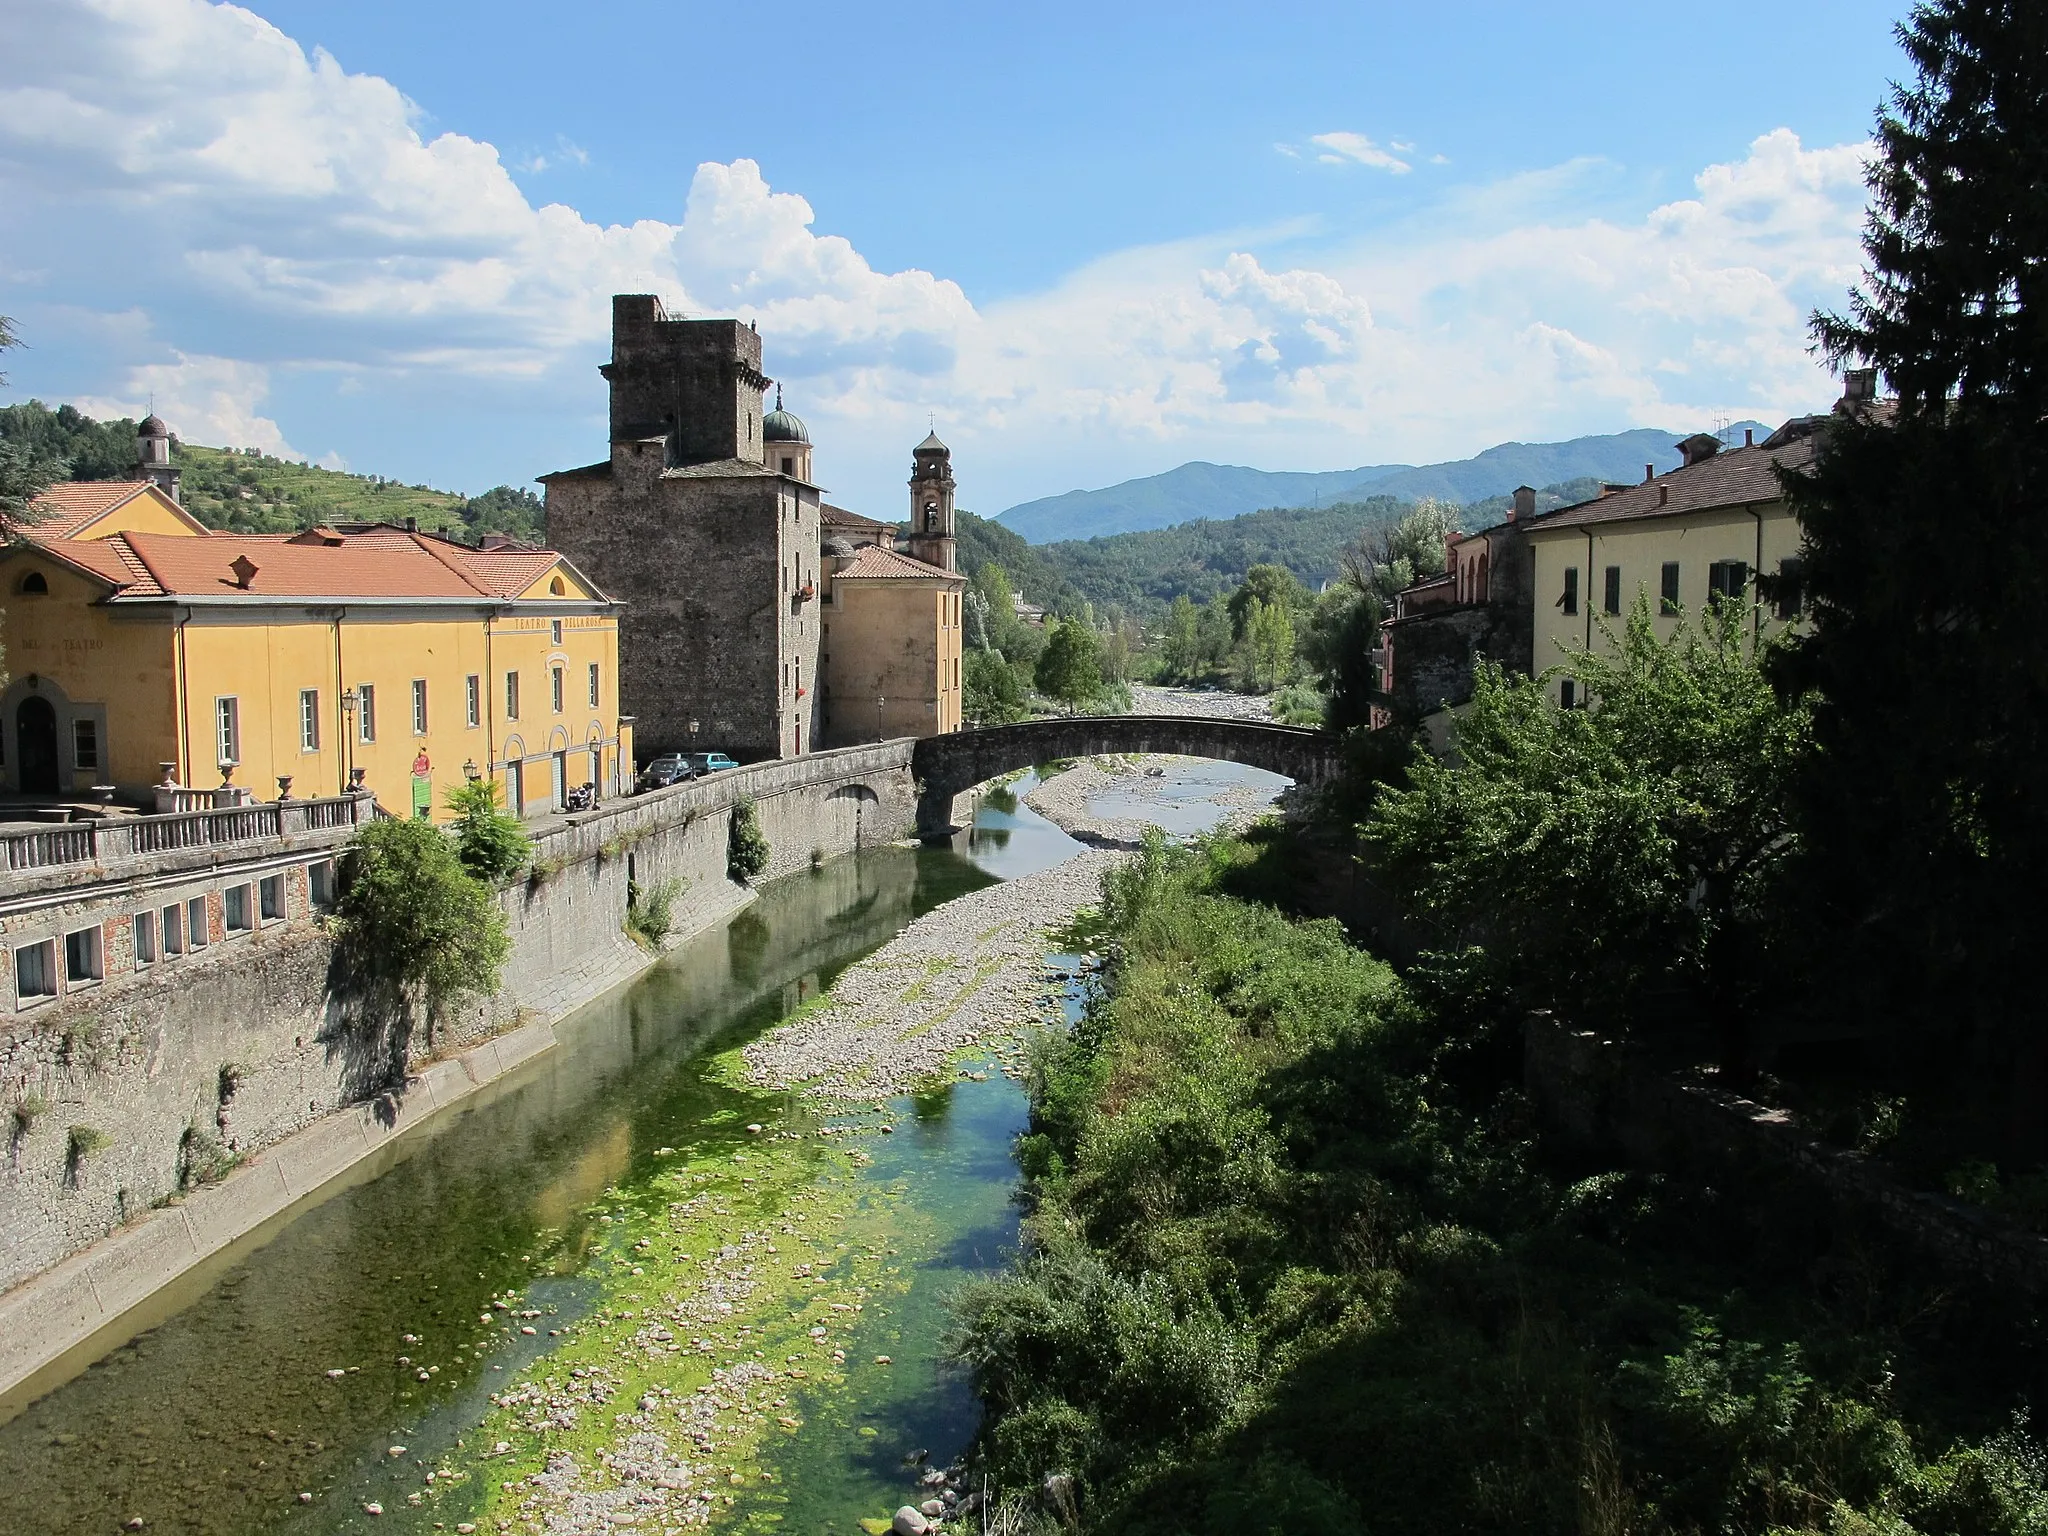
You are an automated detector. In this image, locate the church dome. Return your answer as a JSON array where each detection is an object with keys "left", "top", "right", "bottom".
[
  {"left": 916, "top": 430, "right": 948, "bottom": 454},
  {"left": 823, "top": 536, "right": 858, "bottom": 557},
  {"left": 762, "top": 387, "right": 808, "bottom": 443},
  {"left": 138, "top": 413, "right": 169, "bottom": 437}
]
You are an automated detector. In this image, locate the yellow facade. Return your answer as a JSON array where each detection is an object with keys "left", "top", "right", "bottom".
[
  {"left": 819, "top": 563, "right": 965, "bottom": 745},
  {"left": 1527, "top": 501, "right": 1805, "bottom": 706},
  {"left": 0, "top": 488, "right": 626, "bottom": 822}
]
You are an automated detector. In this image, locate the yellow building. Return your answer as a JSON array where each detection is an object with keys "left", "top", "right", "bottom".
[
  {"left": 818, "top": 543, "right": 965, "bottom": 744},
  {"left": 1525, "top": 424, "right": 1819, "bottom": 708},
  {"left": 1, "top": 479, "right": 627, "bottom": 821}
]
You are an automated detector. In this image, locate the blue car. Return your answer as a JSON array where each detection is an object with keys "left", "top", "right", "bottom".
[{"left": 685, "top": 752, "right": 738, "bottom": 775}]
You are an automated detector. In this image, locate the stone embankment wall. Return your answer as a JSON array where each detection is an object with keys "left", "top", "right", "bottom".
[
  {"left": 1525, "top": 1013, "right": 2048, "bottom": 1297},
  {"left": 0, "top": 743, "right": 916, "bottom": 1311}
]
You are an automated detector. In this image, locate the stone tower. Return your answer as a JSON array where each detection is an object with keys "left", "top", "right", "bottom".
[
  {"left": 543, "top": 296, "right": 822, "bottom": 764},
  {"left": 136, "top": 413, "right": 179, "bottom": 502},
  {"left": 903, "top": 430, "right": 956, "bottom": 573}
]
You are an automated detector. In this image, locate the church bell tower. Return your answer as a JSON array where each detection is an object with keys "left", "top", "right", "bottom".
[{"left": 904, "top": 429, "right": 956, "bottom": 573}]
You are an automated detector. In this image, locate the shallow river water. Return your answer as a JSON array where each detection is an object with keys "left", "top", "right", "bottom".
[{"left": 0, "top": 767, "right": 1267, "bottom": 1536}]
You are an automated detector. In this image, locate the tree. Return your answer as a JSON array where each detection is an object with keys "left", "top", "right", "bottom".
[
  {"left": 1775, "top": 0, "right": 2048, "bottom": 1113},
  {"left": 728, "top": 796, "right": 770, "bottom": 880},
  {"left": 1160, "top": 594, "right": 1202, "bottom": 682},
  {"left": 444, "top": 778, "right": 532, "bottom": 884},
  {"left": 1226, "top": 563, "right": 1307, "bottom": 641},
  {"left": 1365, "top": 601, "right": 1810, "bottom": 1068},
  {"left": 333, "top": 816, "right": 512, "bottom": 1046},
  {"left": 1299, "top": 584, "right": 1381, "bottom": 731},
  {"left": 1237, "top": 596, "right": 1295, "bottom": 692},
  {"left": 964, "top": 647, "right": 1028, "bottom": 725},
  {"left": 1034, "top": 619, "right": 1103, "bottom": 714}
]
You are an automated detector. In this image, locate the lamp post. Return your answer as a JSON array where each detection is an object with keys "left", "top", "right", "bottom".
[
  {"left": 338, "top": 687, "right": 358, "bottom": 797},
  {"left": 875, "top": 695, "right": 885, "bottom": 742},
  {"left": 462, "top": 758, "right": 480, "bottom": 783}
]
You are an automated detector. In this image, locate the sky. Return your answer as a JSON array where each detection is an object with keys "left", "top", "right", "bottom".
[{"left": 0, "top": 0, "right": 1912, "bottom": 520}]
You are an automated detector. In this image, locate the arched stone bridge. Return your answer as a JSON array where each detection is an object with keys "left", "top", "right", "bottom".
[{"left": 910, "top": 715, "right": 1344, "bottom": 837}]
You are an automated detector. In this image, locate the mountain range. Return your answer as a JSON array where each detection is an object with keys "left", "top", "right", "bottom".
[{"left": 992, "top": 425, "right": 1770, "bottom": 543}]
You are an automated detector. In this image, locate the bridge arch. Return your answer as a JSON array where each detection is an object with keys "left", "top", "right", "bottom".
[{"left": 909, "top": 715, "right": 1343, "bottom": 838}]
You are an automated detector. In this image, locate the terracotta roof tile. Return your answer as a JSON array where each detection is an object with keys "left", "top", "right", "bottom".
[
  {"left": 1533, "top": 435, "right": 1818, "bottom": 533},
  {"left": 16, "top": 481, "right": 152, "bottom": 538},
  {"left": 830, "top": 545, "right": 964, "bottom": 582},
  {"left": 821, "top": 503, "right": 897, "bottom": 533}
]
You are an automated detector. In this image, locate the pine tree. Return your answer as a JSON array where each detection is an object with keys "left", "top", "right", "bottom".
[{"left": 1779, "top": 0, "right": 2048, "bottom": 1114}]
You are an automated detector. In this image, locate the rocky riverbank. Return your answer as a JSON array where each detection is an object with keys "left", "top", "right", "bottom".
[
  {"left": 1129, "top": 683, "right": 1274, "bottom": 721},
  {"left": 1022, "top": 755, "right": 1285, "bottom": 849}
]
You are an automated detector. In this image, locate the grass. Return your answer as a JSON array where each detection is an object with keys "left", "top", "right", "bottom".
[{"left": 950, "top": 829, "right": 2048, "bottom": 1535}]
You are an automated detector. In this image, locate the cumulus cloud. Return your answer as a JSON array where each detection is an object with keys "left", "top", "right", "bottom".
[
  {"left": 1308, "top": 131, "right": 1413, "bottom": 173},
  {"left": 0, "top": 0, "right": 1874, "bottom": 511}
]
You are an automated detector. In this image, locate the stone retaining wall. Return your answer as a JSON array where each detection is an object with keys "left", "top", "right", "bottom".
[
  {"left": 0, "top": 742, "right": 917, "bottom": 1336},
  {"left": 1524, "top": 1013, "right": 2048, "bottom": 1296}
]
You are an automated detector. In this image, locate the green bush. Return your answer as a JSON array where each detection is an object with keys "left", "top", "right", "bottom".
[
  {"left": 444, "top": 778, "right": 532, "bottom": 885},
  {"left": 333, "top": 814, "right": 511, "bottom": 1030},
  {"left": 727, "top": 796, "right": 770, "bottom": 881},
  {"left": 625, "top": 876, "right": 683, "bottom": 949}
]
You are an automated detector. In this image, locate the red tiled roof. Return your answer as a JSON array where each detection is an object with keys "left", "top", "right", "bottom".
[
  {"left": 831, "top": 545, "right": 963, "bottom": 582},
  {"left": 15, "top": 481, "right": 165, "bottom": 538},
  {"left": 822, "top": 503, "right": 897, "bottom": 533},
  {"left": 1532, "top": 435, "right": 1818, "bottom": 532}
]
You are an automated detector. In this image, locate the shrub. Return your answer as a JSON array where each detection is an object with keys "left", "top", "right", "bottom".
[
  {"left": 728, "top": 796, "right": 769, "bottom": 881},
  {"left": 333, "top": 814, "right": 511, "bottom": 1030},
  {"left": 444, "top": 778, "right": 531, "bottom": 885},
  {"left": 625, "top": 877, "right": 683, "bottom": 949}
]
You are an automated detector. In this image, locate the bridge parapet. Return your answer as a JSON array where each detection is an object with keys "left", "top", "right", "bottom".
[{"left": 910, "top": 714, "right": 1342, "bottom": 837}]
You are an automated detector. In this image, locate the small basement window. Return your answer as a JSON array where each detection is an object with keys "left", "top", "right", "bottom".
[
  {"left": 15, "top": 939, "right": 56, "bottom": 1002},
  {"left": 162, "top": 902, "right": 185, "bottom": 956},
  {"left": 64, "top": 925, "right": 103, "bottom": 984},
  {"left": 308, "top": 859, "right": 336, "bottom": 910},
  {"left": 225, "top": 884, "right": 254, "bottom": 934},
  {"left": 134, "top": 909, "right": 157, "bottom": 968},
  {"left": 260, "top": 873, "right": 285, "bottom": 922},
  {"left": 187, "top": 896, "right": 209, "bottom": 949}
]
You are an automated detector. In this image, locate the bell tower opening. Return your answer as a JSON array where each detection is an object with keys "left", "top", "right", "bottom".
[{"left": 905, "top": 428, "right": 956, "bottom": 573}]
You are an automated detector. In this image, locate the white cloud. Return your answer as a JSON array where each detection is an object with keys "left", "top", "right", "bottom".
[
  {"left": 516, "top": 137, "right": 590, "bottom": 175},
  {"left": 73, "top": 353, "right": 303, "bottom": 458},
  {"left": 1308, "top": 132, "right": 1413, "bottom": 174},
  {"left": 0, "top": 0, "right": 1874, "bottom": 512}
]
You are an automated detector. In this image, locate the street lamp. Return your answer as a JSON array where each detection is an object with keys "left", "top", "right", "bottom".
[
  {"left": 462, "top": 758, "right": 480, "bottom": 783},
  {"left": 875, "top": 695, "right": 885, "bottom": 741}
]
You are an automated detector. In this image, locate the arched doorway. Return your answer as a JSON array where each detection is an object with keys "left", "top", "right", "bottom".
[{"left": 16, "top": 696, "right": 58, "bottom": 795}]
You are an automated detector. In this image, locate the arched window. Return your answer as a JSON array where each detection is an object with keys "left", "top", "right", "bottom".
[
  {"left": 549, "top": 576, "right": 566, "bottom": 596},
  {"left": 16, "top": 571, "right": 47, "bottom": 595}
]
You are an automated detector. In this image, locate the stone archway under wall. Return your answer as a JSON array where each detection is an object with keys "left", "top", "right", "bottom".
[
  {"left": 909, "top": 715, "right": 1344, "bottom": 839},
  {"left": 826, "top": 781, "right": 883, "bottom": 849}
]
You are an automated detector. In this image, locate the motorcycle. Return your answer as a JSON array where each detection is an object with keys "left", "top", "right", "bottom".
[{"left": 565, "top": 782, "right": 598, "bottom": 812}]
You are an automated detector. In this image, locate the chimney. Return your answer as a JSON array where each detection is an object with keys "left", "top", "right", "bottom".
[
  {"left": 1677, "top": 433, "right": 1722, "bottom": 467},
  {"left": 1510, "top": 486, "right": 1535, "bottom": 522},
  {"left": 1600, "top": 483, "right": 1631, "bottom": 498},
  {"left": 1745, "top": 428, "right": 1754, "bottom": 447},
  {"left": 404, "top": 515, "right": 418, "bottom": 532},
  {"left": 229, "top": 554, "right": 258, "bottom": 589},
  {"left": 1644, "top": 463, "right": 1655, "bottom": 483},
  {"left": 1843, "top": 367, "right": 1878, "bottom": 402}
]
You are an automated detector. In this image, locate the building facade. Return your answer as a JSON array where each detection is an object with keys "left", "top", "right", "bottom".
[
  {"left": 2, "top": 471, "right": 627, "bottom": 821},
  {"left": 544, "top": 294, "right": 964, "bottom": 759}
]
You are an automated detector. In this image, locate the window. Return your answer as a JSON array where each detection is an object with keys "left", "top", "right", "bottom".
[
  {"left": 134, "top": 910, "right": 157, "bottom": 967},
  {"left": 224, "top": 884, "right": 254, "bottom": 934},
  {"left": 300, "top": 688, "right": 320, "bottom": 752},
  {"left": 260, "top": 873, "right": 285, "bottom": 921},
  {"left": 1559, "top": 566, "right": 1579, "bottom": 616},
  {"left": 1708, "top": 559, "right": 1749, "bottom": 606},
  {"left": 412, "top": 678, "right": 428, "bottom": 736},
  {"left": 17, "top": 571, "right": 47, "bottom": 596},
  {"left": 465, "top": 674, "right": 481, "bottom": 728},
  {"left": 1603, "top": 566, "right": 1622, "bottom": 616},
  {"left": 588, "top": 663, "right": 600, "bottom": 708},
  {"left": 64, "top": 925, "right": 102, "bottom": 984},
  {"left": 1774, "top": 557, "right": 1805, "bottom": 620},
  {"left": 551, "top": 619, "right": 563, "bottom": 646},
  {"left": 15, "top": 940, "right": 56, "bottom": 1001},
  {"left": 505, "top": 671, "right": 520, "bottom": 721},
  {"left": 308, "top": 859, "right": 336, "bottom": 910},
  {"left": 781, "top": 455, "right": 794, "bottom": 475},
  {"left": 187, "top": 896, "right": 209, "bottom": 949},
  {"left": 215, "top": 696, "right": 241, "bottom": 766},
  {"left": 357, "top": 683, "right": 377, "bottom": 743},
  {"left": 162, "top": 902, "right": 184, "bottom": 957},
  {"left": 1560, "top": 678, "right": 1577, "bottom": 710},
  {"left": 72, "top": 717, "right": 98, "bottom": 773},
  {"left": 1660, "top": 562, "right": 1682, "bottom": 615},
  {"left": 551, "top": 666, "right": 564, "bottom": 714}
]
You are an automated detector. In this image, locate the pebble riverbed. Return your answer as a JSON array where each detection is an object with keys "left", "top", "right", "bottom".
[{"left": 460, "top": 739, "right": 1283, "bottom": 1536}]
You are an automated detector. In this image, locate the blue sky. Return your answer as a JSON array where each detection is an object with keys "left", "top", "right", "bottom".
[{"left": 1, "top": 0, "right": 1910, "bottom": 519}]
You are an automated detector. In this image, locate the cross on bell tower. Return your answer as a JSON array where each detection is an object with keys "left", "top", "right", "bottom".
[{"left": 905, "top": 427, "right": 956, "bottom": 573}]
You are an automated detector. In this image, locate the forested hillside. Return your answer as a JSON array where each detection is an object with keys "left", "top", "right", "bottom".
[{"left": 0, "top": 401, "right": 545, "bottom": 540}]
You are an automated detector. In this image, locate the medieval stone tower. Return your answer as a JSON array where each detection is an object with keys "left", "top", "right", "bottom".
[
  {"left": 903, "top": 431, "right": 956, "bottom": 573},
  {"left": 543, "top": 296, "right": 823, "bottom": 763}
]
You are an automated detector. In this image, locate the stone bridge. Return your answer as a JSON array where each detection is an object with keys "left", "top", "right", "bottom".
[{"left": 910, "top": 714, "right": 1344, "bottom": 837}]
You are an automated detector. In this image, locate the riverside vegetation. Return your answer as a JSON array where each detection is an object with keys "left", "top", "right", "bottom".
[{"left": 952, "top": 829, "right": 2048, "bottom": 1534}]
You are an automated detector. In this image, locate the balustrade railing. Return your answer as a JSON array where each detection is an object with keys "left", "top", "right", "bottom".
[{"left": 0, "top": 793, "right": 371, "bottom": 879}]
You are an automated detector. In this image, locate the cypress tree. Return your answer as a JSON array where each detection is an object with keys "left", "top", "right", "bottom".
[{"left": 1779, "top": 1, "right": 2048, "bottom": 1119}]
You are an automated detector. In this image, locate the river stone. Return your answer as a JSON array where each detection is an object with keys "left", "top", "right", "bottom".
[
  {"left": 891, "top": 1507, "right": 929, "bottom": 1535},
  {"left": 920, "top": 1498, "right": 946, "bottom": 1517}
]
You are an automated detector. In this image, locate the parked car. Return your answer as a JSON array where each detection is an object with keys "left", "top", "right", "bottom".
[
  {"left": 684, "top": 752, "right": 738, "bottom": 775},
  {"left": 643, "top": 754, "right": 698, "bottom": 788}
]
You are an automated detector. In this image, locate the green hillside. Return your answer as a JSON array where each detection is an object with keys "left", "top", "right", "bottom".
[{"left": 0, "top": 400, "right": 544, "bottom": 541}]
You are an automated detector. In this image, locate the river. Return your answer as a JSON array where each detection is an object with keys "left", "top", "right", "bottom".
[{"left": 0, "top": 763, "right": 1282, "bottom": 1536}]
